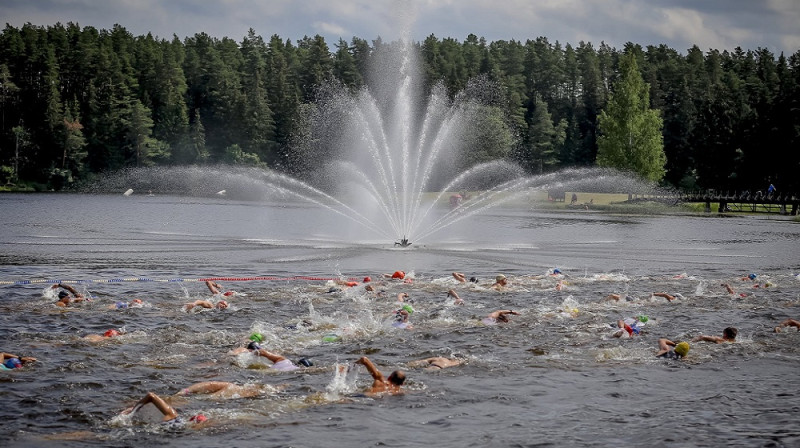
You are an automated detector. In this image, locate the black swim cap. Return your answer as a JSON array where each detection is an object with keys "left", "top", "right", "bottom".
[
  {"left": 58, "top": 291, "right": 69, "bottom": 299},
  {"left": 297, "top": 358, "right": 313, "bottom": 367},
  {"left": 469, "top": 277, "right": 478, "bottom": 283},
  {"left": 247, "top": 341, "right": 261, "bottom": 351}
]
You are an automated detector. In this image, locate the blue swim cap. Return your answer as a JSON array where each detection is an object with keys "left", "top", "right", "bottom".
[
  {"left": 553, "top": 268, "right": 562, "bottom": 274},
  {"left": 4, "top": 358, "right": 22, "bottom": 369},
  {"left": 748, "top": 273, "right": 757, "bottom": 280},
  {"left": 297, "top": 358, "right": 313, "bottom": 367},
  {"left": 115, "top": 302, "right": 128, "bottom": 309}
]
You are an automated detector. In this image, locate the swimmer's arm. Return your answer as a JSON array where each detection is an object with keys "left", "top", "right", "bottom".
[
  {"left": 692, "top": 335, "right": 724, "bottom": 343},
  {"left": 1, "top": 352, "right": 19, "bottom": 360},
  {"left": 356, "top": 356, "right": 385, "bottom": 382}
]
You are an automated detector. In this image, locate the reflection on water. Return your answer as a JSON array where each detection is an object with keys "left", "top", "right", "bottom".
[{"left": 1, "top": 193, "right": 800, "bottom": 447}]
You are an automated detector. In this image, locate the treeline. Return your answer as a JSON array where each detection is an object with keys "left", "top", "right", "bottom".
[{"left": 0, "top": 23, "right": 798, "bottom": 192}]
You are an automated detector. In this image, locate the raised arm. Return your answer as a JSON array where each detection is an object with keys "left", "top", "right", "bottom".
[
  {"left": 124, "top": 392, "right": 178, "bottom": 421},
  {"left": 356, "top": 356, "right": 385, "bottom": 382},
  {"left": 206, "top": 281, "right": 222, "bottom": 295},
  {"left": 692, "top": 335, "right": 724, "bottom": 343}
]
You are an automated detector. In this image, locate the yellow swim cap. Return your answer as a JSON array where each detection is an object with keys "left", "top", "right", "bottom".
[{"left": 674, "top": 342, "right": 690, "bottom": 357}]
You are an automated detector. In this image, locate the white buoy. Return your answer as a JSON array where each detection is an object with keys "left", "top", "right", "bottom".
[
  {"left": 217, "top": 190, "right": 227, "bottom": 196},
  {"left": 123, "top": 189, "right": 134, "bottom": 196}
]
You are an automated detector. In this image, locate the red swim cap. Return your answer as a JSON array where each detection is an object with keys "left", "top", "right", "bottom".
[
  {"left": 345, "top": 281, "right": 358, "bottom": 287},
  {"left": 363, "top": 276, "right": 371, "bottom": 283},
  {"left": 392, "top": 271, "right": 405, "bottom": 279},
  {"left": 104, "top": 329, "right": 120, "bottom": 337},
  {"left": 223, "top": 291, "right": 234, "bottom": 296},
  {"left": 190, "top": 414, "right": 207, "bottom": 423}
]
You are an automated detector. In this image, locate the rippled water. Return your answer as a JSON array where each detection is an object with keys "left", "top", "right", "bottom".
[{"left": 2, "top": 193, "right": 800, "bottom": 447}]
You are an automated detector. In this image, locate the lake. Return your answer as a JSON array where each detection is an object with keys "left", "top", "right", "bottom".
[{"left": 1, "top": 192, "right": 799, "bottom": 447}]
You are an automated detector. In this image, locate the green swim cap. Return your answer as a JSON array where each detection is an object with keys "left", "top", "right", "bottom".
[
  {"left": 637, "top": 315, "right": 649, "bottom": 323},
  {"left": 249, "top": 332, "right": 264, "bottom": 342},
  {"left": 674, "top": 341, "right": 690, "bottom": 357},
  {"left": 401, "top": 304, "right": 414, "bottom": 314},
  {"left": 322, "top": 334, "right": 340, "bottom": 342}
]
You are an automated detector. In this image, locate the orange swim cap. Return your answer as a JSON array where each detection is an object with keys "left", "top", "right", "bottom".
[
  {"left": 392, "top": 271, "right": 405, "bottom": 279},
  {"left": 345, "top": 281, "right": 358, "bottom": 287},
  {"left": 104, "top": 329, "right": 120, "bottom": 337}
]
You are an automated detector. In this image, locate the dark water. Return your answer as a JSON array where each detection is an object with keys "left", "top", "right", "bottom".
[{"left": 2, "top": 193, "right": 800, "bottom": 447}]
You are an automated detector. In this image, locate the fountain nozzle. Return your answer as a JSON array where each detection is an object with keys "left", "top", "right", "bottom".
[{"left": 394, "top": 236, "right": 412, "bottom": 247}]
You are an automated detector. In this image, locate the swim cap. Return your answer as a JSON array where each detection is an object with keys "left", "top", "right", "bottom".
[
  {"left": 496, "top": 274, "right": 506, "bottom": 282},
  {"left": 4, "top": 358, "right": 22, "bottom": 369},
  {"left": 674, "top": 342, "right": 690, "bottom": 357},
  {"left": 104, "top": 329, "right": 120, "bottom": 338},
  {"left": 322, "top": 334, "right": 339, "bottom": 342},
  {"left": 249, "top": 333, "right": 264, "bottom": 342},
  {"left": 469, "top": 277, "right": 478, "bottom": 283},
  {"left": 189, "top": 414, "right": 207, "bottom": 423},
  {"left": 115, "top": 302, "right": 128, "bottom": 309},
  {"left": 58, "top": 291, "right": 69, "bottom": 299},
  {"left": 553, "top": 268, "right": 562, "bottom": 274},
  {"left": 392, "top": 271, "right": 405, "bottom": 279},
  {"left": 401, "top": 304, "right": 414, "bottom": 314},
  {"left": 297, "top": 358, "right": 313, "bottom": 367},
  {"left": 748, "top": 273, "right": 757, "bottom": 280},
  {"left": 363, "top": 276, "right": 371, "bottom": 283},
  {"left": 223, "top": 291, "right": 234, "bottom": 296},
  {"left": 637, "top": 315, "right": 649, "bottom": 323}
]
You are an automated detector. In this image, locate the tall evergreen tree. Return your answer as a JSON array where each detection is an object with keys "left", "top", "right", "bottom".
[{"left": 597, "top": 52, "right": 665, "bottom": 182}]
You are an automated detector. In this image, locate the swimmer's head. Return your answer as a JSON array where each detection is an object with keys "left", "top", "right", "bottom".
[
  {"left": 674, "top": 342, "right": 690, "bottom": 357},
  {"left": 3, "top": 358, "right": 22, "bottom": 369},
  {"left": 401, "top": 304, "right": 414, "bottom": 314},
  {"left": 637, "top": 315, "right": 649, "bottom": 323},
  {"left": 392, "top": 271, "right": 405, "bottom": 279},
  {"left": 297, "top": 357, "right": 313, "bottom": 367},
  {"left": 553, "top": 268, "right": 562, "bottom": 274},
  {"left": 748, "top": 273, "right": 757, "bottom": 280},
  {"left": 104, "top": 329, "right": 120, "bottom": 338},
  {"left": 495, "top": 274, "right": 506, "bottom": 283},
  {"left": 58, "top": 291, "right": 70, "bottom": 299},
  {"left": 247, "top": 341, "right": 262, "bottom": 351},
  {"left": 469, "top": 277, "right": 478, "bottom": 283},
  {"left": 216, "top": 300, "right": 228, "bottom": 310},
  {"left": 363, "top": 276, "right": 371, "bottom": 283},
  {"left": 723, "top": 327, "right": 738, "bottom": 340},
  {"left": 387, "top": 370, "right": 406, "bottom": 386},
  {"left": 115, "top": 302, "right": 128, "bottom": 309},
  {"left": 223, "top": 291, "right": 234, "bottom": 296},
  {"left": 189, "top": 414, "right": 207, "bottom": 423},
  {"left": 249, "top": 332, "right": 264, "bottom": 343},
  {"left": 132, "top": 299, "right": 143, "bottom": 304}
]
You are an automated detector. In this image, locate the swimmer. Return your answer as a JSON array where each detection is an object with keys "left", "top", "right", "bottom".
[
  {"left": 121, "top": 391, "right": 207, "bottom": 426},
  {"left": 384, "top": 271, "right": 406, "bottom": 280},
  {"left": 206, "top": 280, "right": 235, "bottom": 297},
  {"left": 1, "top": 352, "right": 36, "bottom": 369},
  {"left": 230, "top": 342, "right": 302, "bottom": 371},
  {"left": 447, "top": 289, "right": 464, "bottom": 305},
  {"left": 52, "top": 283, "right": 87, "bottom": 306},
  {"left": 492, "top": 274, "right": 508, "bottom": 289},
  {"left": 655, "top": 338, "right": 690, "bottom": 359},
  {"left": 174, "top": 381, "right": 277, "bottom": 399},
  {"left": 604, "top": 293, "right": 637, "bottom": 302},
  {"left": 652, "top": 292, "right": 677, "bottom": 302},
  {"left": 83, "top": 329, "right": 122, "bottom": 343},
  {"left": 612, "top": 319, "right": 638, "bottom": 338},
  {"left": 355, "top": 356, "right": 405, "bottom": 396},
  {"left": 108, "top": 299, "right": 144, "bottom": 310},
  {"left": 396, "top": 292, "right": 410, "bottom": 302},
  {"left": 721, "top": 283, "right": 736, "bottom": 295},
  {"left": 407, "top": 357, "right": 463, "bottom": 370},
  {"left": 693, "top": 327, "right": 738, "bottom": 343},
  {"left": 774, "top": 319, "right": 800, "bottom": 333},
  {"left": 482, "top": 309, "right": 519, "bottom": 325},
  {"left": 392, "top": 308, "right": 413, "bottom": 330},
  {"left": 184, "top": 299, "right": 228, "bottom": 311}
]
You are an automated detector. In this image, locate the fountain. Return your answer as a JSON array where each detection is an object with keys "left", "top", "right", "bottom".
[{"left": 85, "top": 39, "right": 667, "bottom": 245}]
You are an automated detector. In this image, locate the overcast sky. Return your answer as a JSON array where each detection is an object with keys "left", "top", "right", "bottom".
[{"left": 2, "top": 0, "right": 799, "bottom": 56}]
